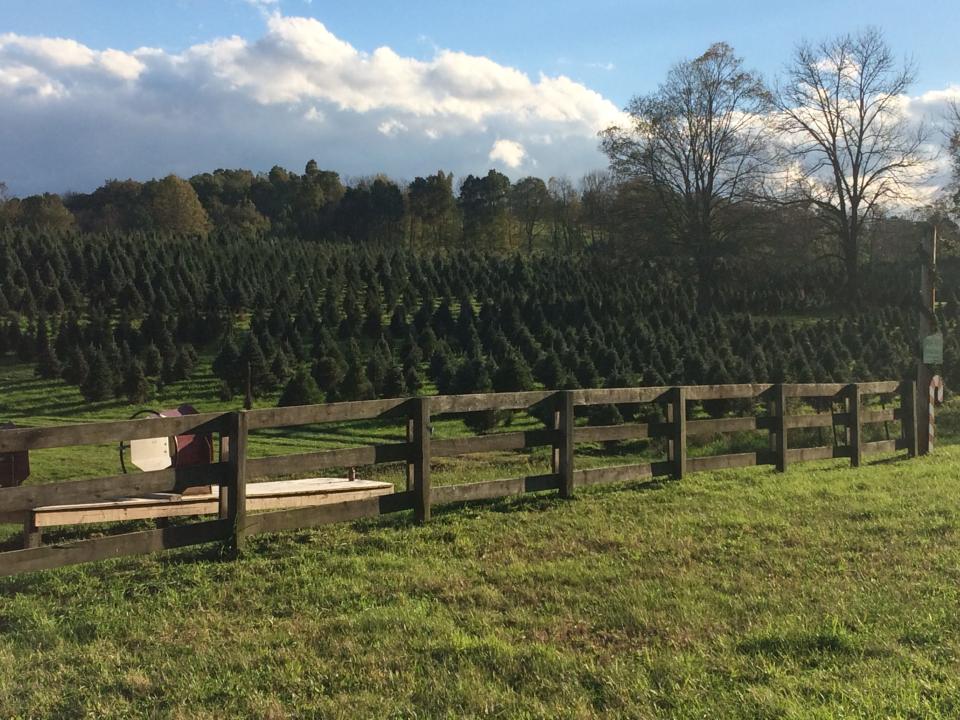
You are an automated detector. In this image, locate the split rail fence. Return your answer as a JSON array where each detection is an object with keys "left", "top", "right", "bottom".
[{"left": 0, "top": 380, "right": 917, "bottom": 577}]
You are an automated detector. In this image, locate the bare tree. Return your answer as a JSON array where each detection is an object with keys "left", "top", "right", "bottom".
[
  {"left": 546, "top": 177, "right": 581, "bottom": 252},
  {"left": 774, "top": 27, "right": 930, "bottom": 296},
  {"left": 948, "top": 101, "right": 960, "bottom": 217},
  {"left": 509, "top": 176, "right": 549, "bottom": 253},
  {"left": 579, "top": 170, "right": 615, "bottom": 244},
  {"left": 600, "top": 42, "right": 773, "bottom": 258}
]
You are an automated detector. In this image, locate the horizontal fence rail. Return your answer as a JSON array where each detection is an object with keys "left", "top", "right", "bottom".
[{"left": 0, "top": 380, "right": 917, "bottom": 577}]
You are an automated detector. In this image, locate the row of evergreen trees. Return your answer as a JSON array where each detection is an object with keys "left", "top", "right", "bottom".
[
  {"left": 2, "top": 228, "right": 955, "bottom": 417},
  {"left": 0, "top": 228, "right": 942, "bottom": 323}
]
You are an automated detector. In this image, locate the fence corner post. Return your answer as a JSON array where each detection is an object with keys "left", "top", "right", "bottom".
[
  {"left": 557, "top": 390, "right": 575, "bottom": 498},
  {"left": 225, "top": 409, "right": 248, "bottom": 556},
  {"left": 847, "top": 384, "right": 862, "bottom": 468},
  {"left": 774, "top": 383, "right": 788, "bottom": 472},
  {"left": 412, "top": 396, "right": 432, "bottom": 524},
  {"left": 900, "top": 379, "right": 918, "bottom": 458},
  {"left": 669, "top": 386, "right": 687, "bottom": 480}
]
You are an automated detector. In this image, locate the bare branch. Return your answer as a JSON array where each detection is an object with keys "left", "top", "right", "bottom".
[{"left": 771, "top": 27, "right": 932, "bottom": 295}]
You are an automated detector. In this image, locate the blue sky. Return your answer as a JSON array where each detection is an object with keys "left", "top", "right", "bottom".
[
  {"left": 6, "top": 0, "right": 957, "bottom": 103},
  {"left": 0, "top": 0, "right": 957, "bottom": 195}
]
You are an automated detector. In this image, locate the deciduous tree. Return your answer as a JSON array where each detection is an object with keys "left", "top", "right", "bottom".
[{"left": 774, "top": 28, "right": 930, "bottom": 297}]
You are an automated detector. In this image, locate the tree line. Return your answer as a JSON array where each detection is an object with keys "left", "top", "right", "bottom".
[{"left": 1, "top": 30, "right": 958, "bottom": 298}]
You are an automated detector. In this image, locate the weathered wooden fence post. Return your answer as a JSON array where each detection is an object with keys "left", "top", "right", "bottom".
[
  {"left": 405, "top": 416, "right": 415, "bottom": 492},
  {"left": 557, "top": 390, "right": 575, "bottom": 498},
  {"left": 412, "top": 397, "right": 432, "bottom": 523},
  {"left": 900, "top": 380, "right": 918, "bottom": 458},
  {"left": 774, "top": 384, "right": 788, "bottom": 472},
  {"left": 668, "top": 387, "right": 687, "bottom": 479},
  {"left": 218, "top": 429, "right": 231, "bottom": 520},
  {"left": 226, "top": 410, "right": 248, "bottom": 554},
  {"left": 22, "top": 515, "right": 41, "bottom": 549},
  {"left": 847, "top": 384, "right": 862, "bottom": 468}
]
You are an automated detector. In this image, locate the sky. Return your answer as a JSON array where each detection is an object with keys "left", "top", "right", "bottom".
[{"left": 1, "top": 0, "right": 958, "bottom": 196}]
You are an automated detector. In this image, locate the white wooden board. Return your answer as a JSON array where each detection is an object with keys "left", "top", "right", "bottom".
[{"left": 31, "top": 477, "right": 394, "bottom": 528}]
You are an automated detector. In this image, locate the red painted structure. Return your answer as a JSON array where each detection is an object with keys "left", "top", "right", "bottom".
[{"left": 0, "top": 423, "right": 29, "bottom": 487}]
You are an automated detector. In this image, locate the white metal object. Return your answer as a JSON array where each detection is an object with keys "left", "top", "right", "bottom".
[{"left": 129, "top": 435, "right": 173, "bottom": 472}]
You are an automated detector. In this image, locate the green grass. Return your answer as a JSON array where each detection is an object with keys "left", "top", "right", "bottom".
[{"left": 3, "top": 360, "right": 960, "bottom": 717}]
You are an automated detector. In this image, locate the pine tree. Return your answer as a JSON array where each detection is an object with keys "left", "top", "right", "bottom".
[
  {"left": 278, "top": 367, "right": 325, "bottom": 407},
  {"left": 240, "top": 332, "right": 275, "bottom": 395},
  {"left": 389, "top": 304, "right": 408, "bottom": 338},
  {"left": 404, "top": 363, "right": 424, "bottom": 395},
  {"left": 62, "top": 342, "right": 89, "bottom": 386},
  {"left": 81, "top": 349, "right": 116, "bottom": 402},
  {"left": 362, "top": 307, "right": 383, "bottom": 339},
  {"left": 312, "top": 356, "right": 345, "bottom": 398},
  {"left": 454, "top": 357, "right": 497, "bottom": 432},
  {"left": 143, "top": 342, "right": 163, "bottom": 377},
  {"left": 340, "top": 341, "right": 375, "bottom": 400},
  {"left": 383, "top": 365, "right": 408, "bottom": 398},
  {"left": 123, "top": 359, "right": 152, "bottom": 404},
  {"left": 493, "top": 350, "right": 535, "bottom": 392},
  {"left": 535, "top": 351, "right": 566, "bottom": 389},
  {"left": 575, "top": 357, "right": 602, "bottom": 389},
  {"left": 173, "top": 344, "right": 197, "bottom": 381},
  {"left": 270, "top": 349, "right": 292, "bottom": 385},
  {"left": 35, "top": 320, "right": 61, "bottom": 379}
]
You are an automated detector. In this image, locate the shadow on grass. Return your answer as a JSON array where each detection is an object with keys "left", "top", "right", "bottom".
[
  {"left": 865, "top": 453, "right": 914, "bottom": 467},
  {"left": 737, "top": 631, "right": 857, "bottom": 659},
  {"left": 428, "top": 477, "right": 670, "bottom": 519},
  {"left": 0, "top": 534, "right": 229, "bottom": 597}
]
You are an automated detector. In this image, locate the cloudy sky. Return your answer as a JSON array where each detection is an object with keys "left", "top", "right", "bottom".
[{"left": 1, "top": 0, "right": 958, "bottom": 196}]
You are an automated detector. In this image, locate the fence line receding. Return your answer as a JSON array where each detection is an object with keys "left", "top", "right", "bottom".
[{"left": 0, "top": 380, "right": 917, "bottom": 577}]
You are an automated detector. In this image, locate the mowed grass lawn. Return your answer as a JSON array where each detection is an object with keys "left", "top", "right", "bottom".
[
  {"left": 3, "top": 357, "right": 960, "bottom": 717},
  {"left": 2, "top": 441, "right": 960, "bottom": 718}
]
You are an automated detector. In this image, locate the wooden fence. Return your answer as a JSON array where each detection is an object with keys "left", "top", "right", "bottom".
[{"left": 0, "top": 380, "right": 917, "bottom": 577}]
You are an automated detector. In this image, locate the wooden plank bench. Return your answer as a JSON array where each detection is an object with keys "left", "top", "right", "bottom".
[{"left": 13, "top": 477, "right": 394, "bottom": 548}]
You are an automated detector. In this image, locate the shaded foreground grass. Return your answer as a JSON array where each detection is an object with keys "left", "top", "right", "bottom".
[{"left": 2, "top": 444, "right": 960, "bottom": 718}]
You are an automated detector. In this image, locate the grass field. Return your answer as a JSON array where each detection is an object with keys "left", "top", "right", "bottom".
[{"left": 2, "top": 359, "right": 960, "bottom": 718}]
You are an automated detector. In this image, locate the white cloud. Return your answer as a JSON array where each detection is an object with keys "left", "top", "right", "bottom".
[
  {"left": 0, "top": 15, "right": 629, "bottom": 194},
  {"left": 303, "top": 105, "right": 324, "bottom": 122},
  {"left": 378, "top": 118, "right": 407, "bottom": 136},
  {"left": 98, "top": 48, "right": 145, "bottom": 80},
  {"left": 0, "top": 14, "right": 954, "bottom": 204},
  {"left": 489, "top": 139, "right": 526, "bottom": 168}
]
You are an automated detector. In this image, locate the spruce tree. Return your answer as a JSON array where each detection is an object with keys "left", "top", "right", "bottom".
[
  {"left": 312, "top": 356, "right": 345, "bottom": 398},
  {"left": 278, "top": 367, "right": 325, "bottom": 407},
  {"left": 535, "top": 351, "right": 566, "bottom": 389},
  {"left": 62, "top": 342, "right": 89, "bottom": 386},
  {"left": 493, "top": 350, "right": 535, "bottom": 392},
  {"left": 575, "top": 357, "right": 602, "bottom": 389},
  {"left": 404, "top": 363, "right": 424, "bottom": 395},
  {"left": 340, "top": 341, "right": 375, "bottom": 400},
  {"left": 383, "top": 365, "right": 408, "bottom": 398},
  {"left": 143, "top": 342, "right": 163, "bottom": 377},
  {"left": 173, "top": 344, "right": 197, "bottom": 381},
  {"left": 240, "top": 332, "right": 276, "bottom": 395},
  {"left": 35, "top": 320, "right": 61, "bottom": 379},
  {"left": 389, "top": 304, "right": 408, "bottom": 338},
  {"left": 123, "top": 359, "right": 152, "bottom": 404},
  {"left": 81, "top": 349, "right": 116, "bottom": 402},
  {"left": 270, "top": 349, "right": 292, "bottom": 386}
]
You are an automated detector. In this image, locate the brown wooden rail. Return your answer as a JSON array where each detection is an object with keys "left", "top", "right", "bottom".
[{"left": 0, "top": 380, "right": 917, "bottom": 577}]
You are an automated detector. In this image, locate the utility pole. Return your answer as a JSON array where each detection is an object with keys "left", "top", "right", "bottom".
[{"left": 916, "top": 225, "right": 938, "bottom": 454}]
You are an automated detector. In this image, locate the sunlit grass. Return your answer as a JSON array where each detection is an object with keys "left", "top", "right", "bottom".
[{"left": 2, "top": 359, "right": 960, "bottom": 717}]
